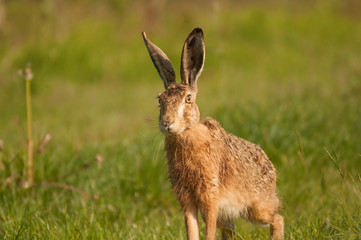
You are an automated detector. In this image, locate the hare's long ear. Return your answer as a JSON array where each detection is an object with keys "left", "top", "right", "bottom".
[
  {"left": 142, "top": 32, "right": 176, "bottom": 89},
  {"left": 180, "top": 28, "right": 205, "bottom": 90}
]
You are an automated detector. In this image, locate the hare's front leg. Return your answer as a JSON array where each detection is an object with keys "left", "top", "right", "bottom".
[
  {"left": 204, "top": 205, "right": 219, "bottom": 240},
  {"left": 184, "top": 206, "right": 199, "bottom": 240}
]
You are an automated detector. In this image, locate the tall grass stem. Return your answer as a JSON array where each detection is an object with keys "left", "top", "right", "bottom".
[{"left": 24, "top": 67, "right": 34, "bottom": 187}]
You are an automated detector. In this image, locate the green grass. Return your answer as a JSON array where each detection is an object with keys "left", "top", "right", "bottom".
[{"left": 0, "top": 0, "right": 361, "bottom": 239}]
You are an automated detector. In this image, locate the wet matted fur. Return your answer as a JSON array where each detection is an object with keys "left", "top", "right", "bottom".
[{"left": 142, "top": 28, "right": 284, "bottom": 240}]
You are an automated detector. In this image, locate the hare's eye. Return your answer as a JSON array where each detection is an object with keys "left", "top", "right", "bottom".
[{"left": 185, "top": 95, "right": 191, "bottom": 104}]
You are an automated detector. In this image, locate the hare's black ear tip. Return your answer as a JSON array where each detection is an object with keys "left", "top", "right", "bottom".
[{"left": 192, "top": 27, "right": 203, "bottom": 35}]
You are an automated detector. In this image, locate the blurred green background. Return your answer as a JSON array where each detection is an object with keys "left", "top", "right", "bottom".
[{"left": 0, "top": 0, "right": 360, "bottom": 239}]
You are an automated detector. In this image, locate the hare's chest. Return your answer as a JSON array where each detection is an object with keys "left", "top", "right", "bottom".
[
  {"left": 167, "top": 156, "right": 207, "bottom": 189},
  {"left": 167, "top": 155, "right": 218, "bottom": 203}
]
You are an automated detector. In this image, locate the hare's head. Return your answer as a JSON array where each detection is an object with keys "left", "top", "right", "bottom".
[{"left": 143, "top": 28, "right": 205, "bottom": 135}]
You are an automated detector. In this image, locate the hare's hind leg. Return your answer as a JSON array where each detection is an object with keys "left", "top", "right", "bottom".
[
  {"left": 217, "top": 220, "right": 235, "bottom": 240},
  {"left": 270, "top": 213, "right": 284, "bottom": 240},
  {"left": 250, "top": 199, "right": 284, "bottom": 240}
]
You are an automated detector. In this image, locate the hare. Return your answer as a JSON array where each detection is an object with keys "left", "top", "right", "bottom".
[{"left": 142, "top": 28, "right": 284, "bottom": 240}]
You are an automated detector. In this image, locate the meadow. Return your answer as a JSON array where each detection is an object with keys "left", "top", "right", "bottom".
[{"left": 0, "top": 0, "right": 360, "bottom": 239}]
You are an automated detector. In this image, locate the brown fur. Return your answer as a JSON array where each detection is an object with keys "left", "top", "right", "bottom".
[{"left": 143, "top": 28, "right": 284, "bottom": 240}]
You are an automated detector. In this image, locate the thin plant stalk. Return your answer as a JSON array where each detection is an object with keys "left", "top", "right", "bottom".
[
  {"left": 0, "top": 140, "right": 4, "bottom": 171},
  {"left": 24, "top": 67, "right": 34, "bottom": 186}
]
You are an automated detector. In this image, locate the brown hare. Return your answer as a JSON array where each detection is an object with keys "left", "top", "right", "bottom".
[{"left": 142, "top": 28, "right": 284, "bottom": 240}]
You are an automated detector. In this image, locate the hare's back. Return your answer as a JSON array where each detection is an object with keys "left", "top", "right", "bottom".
[{"left": 202, "top": 117, "right": 277, "bottom": 184}]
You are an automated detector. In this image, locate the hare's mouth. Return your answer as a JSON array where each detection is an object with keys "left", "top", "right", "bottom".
[{"left": 159, "top": 122, "right": 183, "bottom": 135}]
